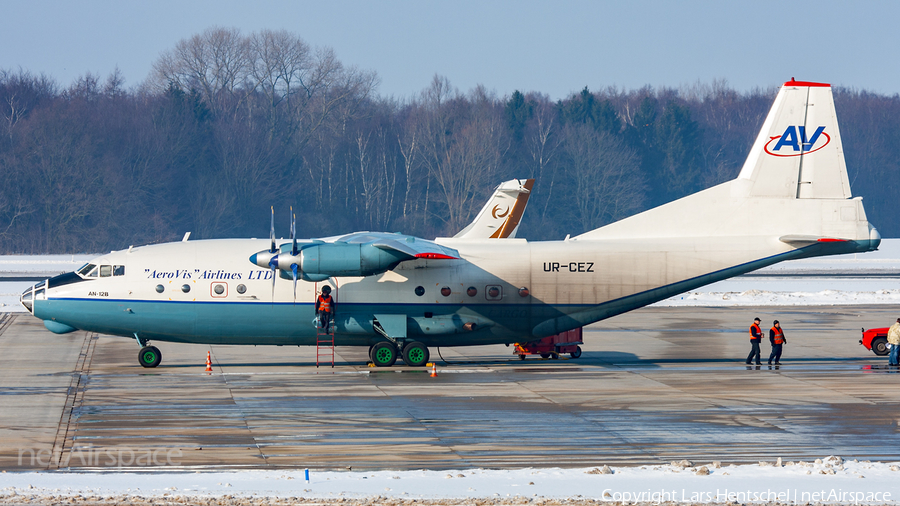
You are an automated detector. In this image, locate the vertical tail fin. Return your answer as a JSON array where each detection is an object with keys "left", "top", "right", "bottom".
[
  {"left": 575, "top": 78, "right": 878, "bottom": 247},
  {"left": 738, "top": 79, "right": 852, "bottom": 199},
  {"left": 453, "top": 179, "right": 535, "bottom": 239}
]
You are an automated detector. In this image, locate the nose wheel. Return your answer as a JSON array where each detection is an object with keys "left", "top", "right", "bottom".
[{"left": 138, "top": 346, "right": 162, "bottom": 368}]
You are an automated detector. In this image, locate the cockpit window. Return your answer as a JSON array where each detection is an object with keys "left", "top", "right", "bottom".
[
  {"left": 113, "top": 265, "right": 125, "bottom": 276},
  {"left": 78, "top": 263, "right": 96, "bottom": 276},
  {"left": 86, "top": 266, "right": 99, "bottom": 278},
  {"left": 100, "top": 265, "right": 112, "bottom": 277}
]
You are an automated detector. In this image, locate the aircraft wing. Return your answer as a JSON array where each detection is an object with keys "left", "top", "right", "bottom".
[{"left": 336, "top": 232, "right": 460, "bottom": 260}]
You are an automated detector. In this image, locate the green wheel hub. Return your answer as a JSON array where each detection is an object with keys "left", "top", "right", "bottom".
[
  {"left": 372, "top": 343, "right": 396, "bottom": 366},
  {"left": 401, "top": 341, "right": 429, "bottom": 367},
  {"left": 138, "top": 345, "right": 162, "bottom": 368},
  {"left": 407, "top": 347, "right": 425, "bottom": 363}
]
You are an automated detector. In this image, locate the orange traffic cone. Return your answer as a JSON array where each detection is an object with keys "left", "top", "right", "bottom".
[
  {"left": 430, "top": 363, "right": 438, "bottom": 377},
  {"left": 205, "top": 351, "right": 212, "bottom": 372}
]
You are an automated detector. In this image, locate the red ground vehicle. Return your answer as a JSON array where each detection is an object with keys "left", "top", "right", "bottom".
[
  {"left": 860, "top": 327, "right": 890, "bottom": 356},
  {"left": 514, "top": 328, "right": 583, "bottom": 360}
]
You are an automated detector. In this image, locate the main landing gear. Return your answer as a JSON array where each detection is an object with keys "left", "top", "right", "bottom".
[
  {"left": 134, "top": 333, "right": 162, "bottom": 368},
  {"left": 402, "top": 341, "right": 430, "bottom": 367},
  {"left": 368, "top": 341, "right": 430, "bottom": 368}
]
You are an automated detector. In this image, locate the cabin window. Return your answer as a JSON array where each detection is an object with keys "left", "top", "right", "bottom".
[
  {"left": 440, "top": 286, "right": 451, "bottom": 297},
  {"left": 213, "top": 284, "right": 225, "bottom": 295},
  {"left": 100, "top": 265, "right": 112, "bottom": 277},
  {"left": 486, "top": 285, "right": 502, "bottom": 300},
  {"left": 518, "top": 287, "right": 530, "bottom": 297},
  {"left": 414, "top": 286, "right": 425, "bottom": 296},
  {"left": 113, "top": 265, "right": 125, "bottom": 276},
  {"left": 467, "top": 286, "right": 477, "bottom": 297},
  {"left": 236, "top": 284, "right": 247, "bottom": 294},
  {"left": 182, "top": 284, "right": 191, "bottom": 293},
  {"left": 155, "top": 285, "right": 164, "bottom": 293}
]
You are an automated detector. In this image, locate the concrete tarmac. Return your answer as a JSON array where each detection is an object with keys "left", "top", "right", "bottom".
[{"left": 0, "top": 306, "right": 898, "bottom": 471}]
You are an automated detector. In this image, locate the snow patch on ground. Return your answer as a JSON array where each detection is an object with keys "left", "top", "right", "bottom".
[
  {"left": 1, "top": 458, "right": 898, "bottom": 504},
  {"left": 0, "top": 281, "right": 34, "bottom": 311},
  {"left": 654, "top": 287, "right": 900, "bottom": 307},
  {"left": 0, "top": 254, "right": 94, "bottom": 274},
  {"left": 755, "top": 238, "right": 900, "bottom": 273}
]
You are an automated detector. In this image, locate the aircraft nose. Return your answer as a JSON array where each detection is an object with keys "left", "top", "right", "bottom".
[
  {"left": 19, "top": 281, "right": 44, "bottom": 314},
  {"left": 19, "top": 291, "right": 31, "bottom": 313}
]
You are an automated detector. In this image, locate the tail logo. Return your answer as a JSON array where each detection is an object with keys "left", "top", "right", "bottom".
[
  {"left": 764, "top": 125, "right": 830, "bottom": 157},
  {"left": 492, "top": 205, "right": 510, "bottom": 219}
]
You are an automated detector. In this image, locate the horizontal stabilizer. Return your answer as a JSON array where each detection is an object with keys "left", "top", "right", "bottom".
[{"left": 779, "top": 235, "right": 850, "bottom": 247}]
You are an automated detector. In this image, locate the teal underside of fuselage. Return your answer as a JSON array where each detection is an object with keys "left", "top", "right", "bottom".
[
  {"left": 32, "top": 239, "right": 877, "bottom": 348},
  {"left": 36, "top": 298, "right": 545, "bottom": 346}
]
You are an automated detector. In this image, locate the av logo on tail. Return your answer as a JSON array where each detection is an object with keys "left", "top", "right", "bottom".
[
  {"left": 492, "top": 205, "right": 510, "bottom": 219},
  {"left": 764, "top": 125, "right": 830, "bottom": 157}
]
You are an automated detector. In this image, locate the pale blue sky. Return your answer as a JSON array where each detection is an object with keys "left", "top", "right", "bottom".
[{"left": 2, "top": 0, "right": 898, "bottom": 99}]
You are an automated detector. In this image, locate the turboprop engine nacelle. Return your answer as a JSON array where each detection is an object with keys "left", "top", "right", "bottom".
[
  {"left": 250, "top": 243, "right": 409, "bottom": 279},
  {"left": 299, "top": 243, "right": 407, "bottom": 277}
]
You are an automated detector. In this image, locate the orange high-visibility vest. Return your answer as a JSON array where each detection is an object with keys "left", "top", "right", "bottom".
[
  {"left": 771, "top": 326, "right": 785, "bottom": 345},
  {"left": 750, "top": 323, "right": 762, "bottom": 341},
  {"left": 317, "top": 295, "right": 333, "bottom": 313}
]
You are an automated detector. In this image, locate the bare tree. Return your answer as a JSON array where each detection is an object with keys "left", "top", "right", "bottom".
[
  {"left": 523, "top": 96, "right": 564, "bottom": 235},
  {"left": 397, "top": 103, "right": 422, "bottom": 221},
  {"left": 151, "top": 27, "right": 252, "bottom": 115},
  {"left": 421, "top": 82, "right": 508, "bottom": 233},
  {"left": 0, "top": 192, "right": 32, "bottom": 240},
  {"left": 559, "top": 124, "right": 644, "bottom": 233},
  {"left": 248, "top": 29, "right": 313, "bottom": 142}
]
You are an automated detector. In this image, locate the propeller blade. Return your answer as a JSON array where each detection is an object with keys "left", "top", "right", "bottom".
[
  {"left": 291, "top": 207, "right": 298, "bottom": 256},
  {"left": 291, "top": 264, "right": 299, "bottom": 302},
  {"left": 289, "top": 208, "right": 298, "bottom": 302},
  {"left": 269, "top": 206, "right": 276, "bottom": 253},
  {"left": 269, "top": 255, "right": 278, "bottom": 299}
]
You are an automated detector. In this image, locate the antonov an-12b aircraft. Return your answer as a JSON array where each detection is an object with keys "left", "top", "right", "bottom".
[{"left": 21, "top": 80, "right": 880, "bottom": 367}]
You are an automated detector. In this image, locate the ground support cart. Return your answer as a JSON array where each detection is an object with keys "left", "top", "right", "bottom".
[{"left": 514, "top": 328, "right": 583, "bottom": 360}]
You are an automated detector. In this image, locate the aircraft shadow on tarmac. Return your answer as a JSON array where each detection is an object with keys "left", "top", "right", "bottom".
[
  {"left": 141, "top": 351, "right": 648, "bottom": 369},
  {"left": 128, "top": 352, "right": 886, "bottom": 370},
  {"left": 588, "top": 355, "right": 891, "bottom": 368}
]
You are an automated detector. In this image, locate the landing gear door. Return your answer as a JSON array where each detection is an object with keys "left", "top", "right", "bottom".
[{"left": 373, "top": 314, "right": 408, "bottom": 339}]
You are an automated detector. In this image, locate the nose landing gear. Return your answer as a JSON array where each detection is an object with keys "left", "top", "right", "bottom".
[
  {"left": 139, "top": 346, "right": 162, "bottom": 368},
  {"left": 134, "top": 333, "right": 162, "bottom": 368}
]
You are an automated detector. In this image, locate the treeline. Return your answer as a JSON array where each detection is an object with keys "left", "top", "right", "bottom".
[{"left": 1, "top": 27, "right": 898, "bottom": 253}]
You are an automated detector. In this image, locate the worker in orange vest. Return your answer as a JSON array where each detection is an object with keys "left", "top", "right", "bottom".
[
  {"left": 768, "top": 320, "right": 787, "bottom": 365},
  {"left": 316, "top": 285, "right": 336, "bottom": 333},
  {"left": 746, "top": 317, "right": 762, "bottom": 365}
]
